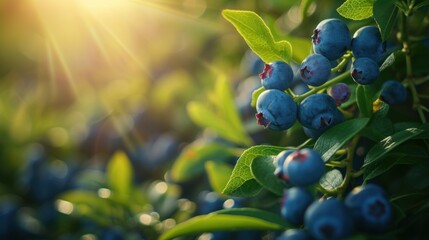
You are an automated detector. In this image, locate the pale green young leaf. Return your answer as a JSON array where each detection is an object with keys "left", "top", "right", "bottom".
[
  {"left": 107, "top": 151, "right": 132, "bottom": 200},
  {"left": 222, "top": 145, "right": 285, "bottom": 197},
  {"left": 337, "top": 0, "right": 374, "bottom": 20},
  {"left": 205, "top": 161, "right": 234, "bottom": 195},
  {"left": 170, "top": 141, "right": 237, "bottom": 182},
  {"left": 159, "top": 208, "right": 289, "bottom": 240},
  {"left": 320, "top": 169, "right": 343, "bottom": 191},
  {"left": 251, "top": 87, "right": 265, "bottom": 108},
  {"left": 222, "top": 10, "right": 292, "bottom": 63}
]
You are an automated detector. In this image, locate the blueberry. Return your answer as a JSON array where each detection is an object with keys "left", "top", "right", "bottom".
[
  {"left": 259, "top": 61, "right": 294, "bottom": 91},
  {"left": 197, "top": 191, "right": 224, "bottom": 215},
  {"left": 276, "top": 229, "right": 313, "bottom": 240},
  {"left": 351, "top": 57, "right": 380, "bottom": 85},
  {"left": 298, "top": 54, "right": 332, "bottom": 86},
  {"left": 256, "top": 89, "right": 297, "bottom": 131},
  {"left": 351, "top": 26, "right": 386, "bottom": 62},
  {"left": 274, "top": 150, "right": 295, "bottom": 181},
  {"left": 298, "top": 94, "right": 345, "bottom": 137},
  {"left": 327, "top": 83, "right": 351, "bottom": 106},
  {"left": 281, "top": 187, "right": 314, "bottom": 225},
  {"left": 380, "top": 80, "right": 407, "bottom": 105},
  {"left": 312, "top": 19, "right": 351, "bottom": 60},
  {"left": 305, "top": 198, "right": 354, "bottom": 240},
  {"left": 284, "top": 148, "right": 325, "bottom": 187},
  {"left": 345, "top": 184, "right": 392, "bottom": 233}
]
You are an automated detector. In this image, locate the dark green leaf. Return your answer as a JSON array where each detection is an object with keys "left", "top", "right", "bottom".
[
  {"left": 171, "top": 142, "right": 237, "bottom": 182},
  {"left": 337, "top": 0, "right": 374, "bottom": 20},
  {"left": 314, "top": 118, "right": 370, "bottom": 162},
  {"left": 320, "top": 169, "right": 343, "bottom": 191},
  {"left": 222, "top": 10, "right": 292, "bottom": 63},
  {"left": 356, "top": 85, "right": 375, "bottom": 117},
  {"left": 250, "top": 156, "right": 289, "bottom": 196},
  {"left": 363, "top": 102, "right": 394, "bottom": 141},
  {"left": 363, "top": 127, "right": 425, "bottom": 167},
  {"left": 107, "top": 151, "right": 132, "bottom": 200},
  {"left": 373, "top": 0, "right": 398, "bottom": 41},
  {"left": 222, "top": 145, "right": 285, "bottom": 197},
  {"left": 159, "top": 208, "right": 289, "bottom": 240},
  {"left": 205, "top": 161, "right": 234, "bottom": 195}
]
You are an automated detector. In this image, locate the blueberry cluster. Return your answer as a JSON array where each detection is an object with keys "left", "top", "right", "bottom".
[
  {"left": 254, "top": 18, "right": 407, "bottom": 139},
  {"left": 273, "top": 148, "right": 393, "bottom": 239}
]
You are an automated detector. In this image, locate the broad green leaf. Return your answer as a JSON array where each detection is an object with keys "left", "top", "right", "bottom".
[
  {"left": 250, "top": 156, "right": 289, "bottom": 196},
  {"left": 222, "top": 10, "right": 292, "bottom": 63},
  {"left": 170, "top": 141, "right": 237, "bottom": 182},
  {"left": 282, "top": 35, "right": 312, "bottom": 63},
  {"left": 159, "top": 208, "right": 289, "bottom": 240},
  {"left": 314, "top": 118, "right": 370, "bottom": 161},
  {"left": 362, "top": 102, "right": 394, "bottom": 141},
  {"left": 187, "top": 102, "right": 251, "bottom": 146},
  {"left": 373, "top": 0, "right": 398, "bottom": 41},
  {"left": 363, "top": 127, "right": 425, "bottom": 167},
  {"left": 356, "top": 85, "right": 375, "bottom": 117},
  {"left": 205, "top": 161, "right": 234, "bottom": 195},
  {"left": 320, "top": 169, "right": 343, "bottom": 191},
  {"left": 209, "top": 75, "right": 252, "bottom": 146},
  {"left": 222, "top": 145, "right": 285, "bottom": 197},
  {"left": 58, "top": 190, "right": 112, "bottom": 225},
  {"left": 107, "top": 151, "right": 132, "bottom": 200},
  {"left": 251, "top": 87, "right": 265, "bottom": 108},
  {"left": 337, "top": 0, "right": 374, "bottom": 20}
]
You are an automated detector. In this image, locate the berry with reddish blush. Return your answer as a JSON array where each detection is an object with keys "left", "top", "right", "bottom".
[
  {"left": 284, "top": 148, "right": 325, "bottom": 187},
  {"left": 312, "top": 18, "right": 351, "bottom": 61},
  {"left": 259, "top": 61, "right": 294, "bottom": 91},
  {"left": 351, "top": 57, "right": 380, "bottom": 85},
  {"left": 274, "top": 149, "right": 294, "bottom": 181},
  {"left": 298, "top": 54, "right": 331, "bottom": 86}
]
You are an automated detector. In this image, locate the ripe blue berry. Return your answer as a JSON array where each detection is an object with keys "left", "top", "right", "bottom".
[
  {"left": 298, "top": 94, "right": 345, "bottom": 135},
  {"left": 281, "top": 187, "right": 314, "bottom": 225},
  {"left": 380, "top": 80, "right": 407, "bottom": 105},
  {"left": 256, "top": 89, "right": 297, "bottom": 131},
  {"left": 298, "top": 54, "right": 332, "bottom": 86},
  {"left": 276, "top": 229, "right": 313, "bottom": 240},
  {"left": 345, "top": 184, "right": 392, "bottom": 233},
  {"left": 312, "top": 18, "right": 351, "bottom": 60},
  {"left": 259, "top": 61, "right": 294, "bottom": 91},
  {"left": 351, "top": 57, "right": 380, "bottom": 85},
  {"left": 284, "top": 148, "right": 325, "bottom": 187},
  {"left": 327, "top": 83, "right": 351, "bottom": 106},
  {"left": 305, "top": 198, "right": 354, "bottom": 240},
  {"left": 352, "top": 26, "right": 386, "bottom": 63},
  {"left": 274, "top": 150, "right": 295, "bottom": 181}
]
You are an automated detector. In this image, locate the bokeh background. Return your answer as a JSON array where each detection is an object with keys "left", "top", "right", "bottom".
[{"left": 4, "top": 0, "right": 425, "bottom": 239}]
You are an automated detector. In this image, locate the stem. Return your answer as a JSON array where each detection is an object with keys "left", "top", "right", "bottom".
[
  {"left": 331, "top": 52, "right": 352, "bottom": 73},
  {"left": 336, "top": 136, "right": 360, "bottom": 198},
  {"left": 294, "top": 71, "right": 350, "bottom": 102},
  {"left": 401, "top": 12, "right": 427, "bottom": 123}
]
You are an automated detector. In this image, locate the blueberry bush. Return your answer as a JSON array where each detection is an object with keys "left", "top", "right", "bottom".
[
  {"left": 160, "top": 1, "right": 429, "bottom": 239},
  {"left": 0, "top": 1, "right": 428, "bottom": 240}
]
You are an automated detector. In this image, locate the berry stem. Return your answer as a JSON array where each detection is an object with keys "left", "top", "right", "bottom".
[
  {"left": 294, "top": 71, "right": 350, "bottom": 102},
  {"left": 337, "top": 136, "right": 360, "bottom": 198},
  {"left": 330, "top": 52, "right": 352, "bottom": 73},
  {"left": 400, "top": 12, "right": 427, "bottom": 123}
]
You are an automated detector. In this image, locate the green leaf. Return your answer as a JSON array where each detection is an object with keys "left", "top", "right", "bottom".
[
  {"left": 282, "top": 35, "right": 312, "bottom": 63},
  {"left": 373, "top": 0, "right": 398, "bottom": 41},
  {"left": 363, "top": 127, "right": 425, "bottom": 167},
  {"left": 337, "top": 0, "right": 374, "bottom": 20},
  {"left": 188, "top": 76, "right": 252, "bottom": 147},
  {"left": 222, "top": 145, "right": 285, "bottom": 197},
  {"left": 363, "top": 102, "right": 394, "bottom": 141},
  {"left": 159, "top": 208, "right": 289, "bottom": 240},
  {"left": 171, "top": 141, "right": 237, "bottom": 182},
  {"left": 314, "top": 118, "right": 370, "bottom": 162},
  {"left": 251, "top": 87, "right": 265, "bottom": 108},
  {"left": 58, "top": 190, "right": 112, "bottom": 225},
  {"left": 222, "top": 10, "right": 292, "bottom": 63},
  {"left": 205, "top": 161, "right": 234, "bottom": 195},
  {"left": 107, "top": 151, "right": 132, "bottom": 200},
  {"left": 250, "top": 156, "right": 289, "bottom": 196},
  {"left": 356, "top": 85, "right": 375, "bottom": 117},
  {"left": 300, "top": 0, "right": 315, "bottom": 18},
  {"left": 320, "top": 169, "right": 343, "bottom": 191},
  {"left": 379, "top": 52, "right": 396, "bottom": 71}
]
